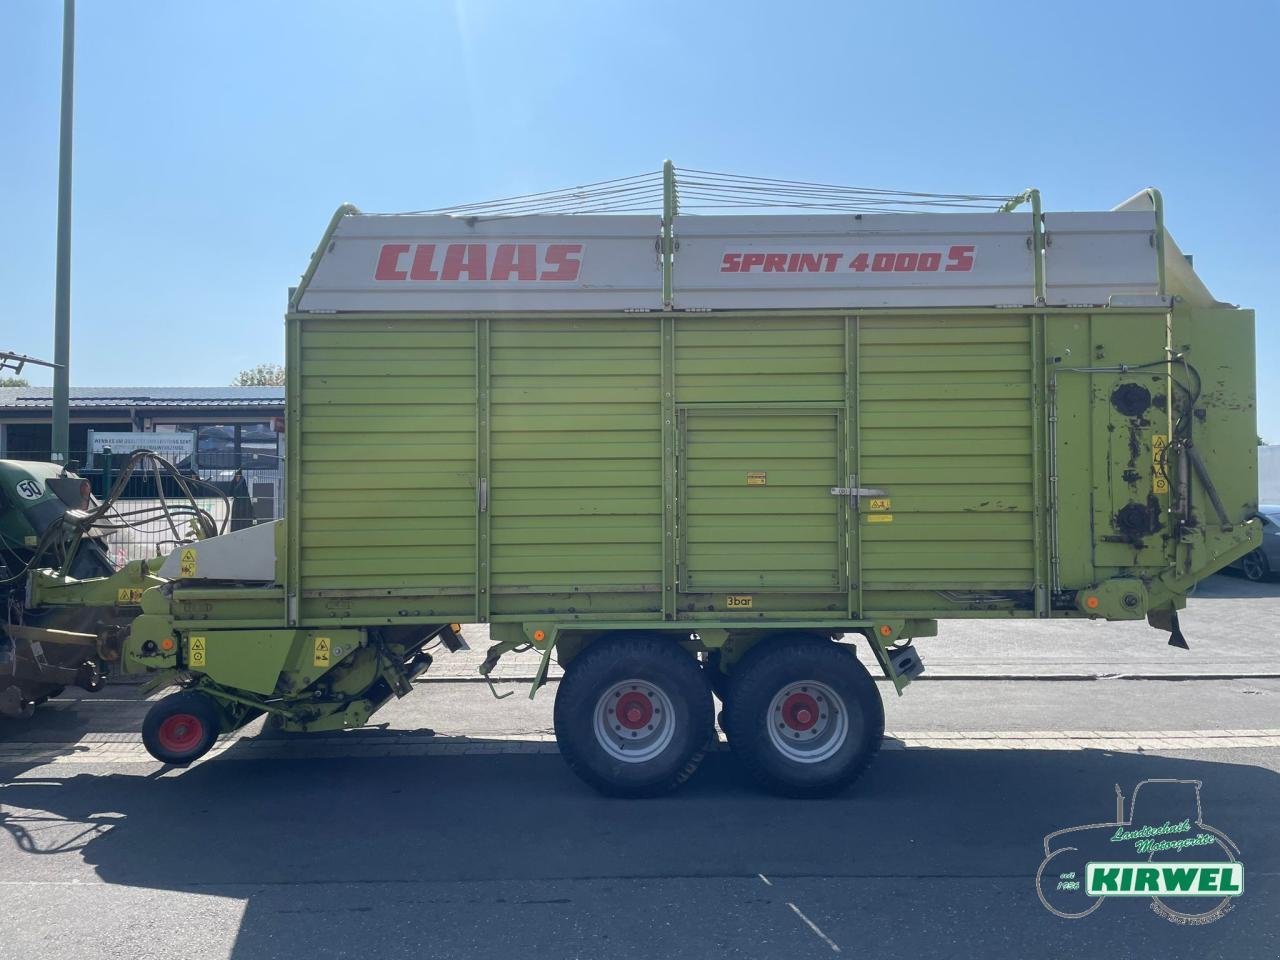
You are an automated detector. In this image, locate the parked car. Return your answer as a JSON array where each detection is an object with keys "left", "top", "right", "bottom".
[{"left": 1228, "top": 504, "right": 1280, "bottom": 580}]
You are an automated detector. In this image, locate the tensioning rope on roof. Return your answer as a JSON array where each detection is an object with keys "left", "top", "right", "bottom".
[{"left": 377, "top": 167, "right": 1020, "bottom": 218}]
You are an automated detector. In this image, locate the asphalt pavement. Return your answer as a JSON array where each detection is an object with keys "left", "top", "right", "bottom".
[{"left": 2, "top": 572, "right": 1278, "bottom": 960}]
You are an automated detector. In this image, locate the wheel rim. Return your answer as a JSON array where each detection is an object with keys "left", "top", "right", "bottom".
[
  {"left": 157, "top": 713, "right": 204, "bottom": 754},
  {"left": 593, "top": 679, "right": 676, "bottom": 763},
  {"left": 766, "top": 680, "right": 848, "bottom": 763},
  {"left": 1243, "top": 553, "right": 1265, "bottom": 580}
]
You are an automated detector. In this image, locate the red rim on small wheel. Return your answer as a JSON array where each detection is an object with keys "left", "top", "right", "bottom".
[{"left": 157, "top": 713, "right": 205, "bottom": 754}]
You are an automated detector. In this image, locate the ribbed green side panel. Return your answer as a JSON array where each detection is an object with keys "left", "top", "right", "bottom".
[
  {"left": 489, "top": 318, "right": 662, "bottom": 591},
  {"left": 858, "top": 315, "right": 1035, "bottom": 588},
  {"left": 682, "top": 411, "right": 840, "bottom": 590},
  {"left": 675, "top": 316, "right": 846, "bottom": 403},
  {"left": 297, "top": 318, "right": 476, "bottom": 591}
]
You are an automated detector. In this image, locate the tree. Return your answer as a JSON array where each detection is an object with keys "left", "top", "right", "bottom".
[
  {"left": 232, "top": 363, "right": 285, "bottom": 386},
  {"left": 0, "top": 377, "right": 30, "bottom": 387}
]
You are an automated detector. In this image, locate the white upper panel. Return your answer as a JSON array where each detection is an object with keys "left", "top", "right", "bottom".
[
  {"left": 294, "top": 208, "right": 1166, "bottom": 312},
  {"left": 1042, "top": 211, "right": 1160, "bottom": 305},
  {"left": 296, "top": 214, "right": 664, "bottom": 312},
  {"left": 672, "top": 213, "right": 1035, "bottom": 309}
]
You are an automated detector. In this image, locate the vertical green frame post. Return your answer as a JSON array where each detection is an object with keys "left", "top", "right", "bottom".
[
  {"left": 845, "top": 314, "right": 862, "bottom": 618},
  {"left": 475, "top": 318, "right": 492, "bottom": 622},
  {"left": 661, "top": 316, "right": 677, "bottom": 619},
  {"left": 285, "top": 314, "right": 302, "bottom": 625},
  {"left": 661, "top": 160, "right": 678, "bottom": 618},
  {"left": 1030, "top": 312, "right": 1049, "bottom": 615}
]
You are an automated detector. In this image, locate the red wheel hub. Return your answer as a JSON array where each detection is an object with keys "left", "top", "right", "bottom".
[
  {"left": 614, "top": 691, "right": 654, "bottom": 730},
  {"left": 157, "top": 713, "right": 204, "bottom": 753},
  {"left": 780, "top": 692, "right": 820, "bottom": 732}
]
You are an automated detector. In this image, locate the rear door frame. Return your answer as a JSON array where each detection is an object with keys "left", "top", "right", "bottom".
[{"left": 675, "top": 404, "right": 849, "bottom": 596}]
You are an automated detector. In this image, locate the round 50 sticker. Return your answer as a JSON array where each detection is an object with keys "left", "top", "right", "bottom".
[{"left": 14, "top": 479, "right": 43, "bottom": 501}]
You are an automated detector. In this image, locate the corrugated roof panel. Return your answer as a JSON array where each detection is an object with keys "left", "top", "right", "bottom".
[{"left": 0, "top": 387, "right": 285, "bottom": 410}]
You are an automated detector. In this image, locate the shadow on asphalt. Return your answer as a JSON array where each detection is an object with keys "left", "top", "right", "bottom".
[
  {"left": 1, "top": 744, "right": 1275, "bottom": 959},
  {"left": 0, "top": 695, "right": 151, "bottom": 744}
]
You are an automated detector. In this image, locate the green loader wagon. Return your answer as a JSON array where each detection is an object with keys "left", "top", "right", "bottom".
[{"left": 116, "top": 167, "right": 1258, "bottom": 796}]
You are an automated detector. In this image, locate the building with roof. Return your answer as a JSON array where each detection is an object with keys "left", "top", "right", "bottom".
[
  {"left": 1, "top": 385, "right": 288, "bottom": 529},
  {"left": 0, "top": 386, "right": 284, "bottom": 465}
]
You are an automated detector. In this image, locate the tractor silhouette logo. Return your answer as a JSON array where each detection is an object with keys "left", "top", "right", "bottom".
[{"left": 1036, "top": 779, "right": 1242, "bottom": 924}]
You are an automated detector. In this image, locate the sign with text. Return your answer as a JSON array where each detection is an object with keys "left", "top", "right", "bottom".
[{"left": 87, "top": 430, "right": 195, "bottom": 462}]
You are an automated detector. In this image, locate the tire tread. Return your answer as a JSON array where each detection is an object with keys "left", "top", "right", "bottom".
[
  {"left": 726, "top": 638, "right": 884, "bottom": 798},
  {"left": 554, "top": 636, "right": 713, "bottom": 797}
]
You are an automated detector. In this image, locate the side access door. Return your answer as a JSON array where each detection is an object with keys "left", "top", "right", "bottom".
[{"left": 676, "top": 408, "right": 847, "bottom": 605}]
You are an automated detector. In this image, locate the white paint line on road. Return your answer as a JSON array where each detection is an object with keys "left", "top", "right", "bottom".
[
  {"left": 758, "top": 873, "right": 773, "bottom": 886},
  {"left": 3, "top": 729, "right": 1279, "bottom": 765},
  {"left": 787, "top": 902, "right": 841, "bottom": 953}
]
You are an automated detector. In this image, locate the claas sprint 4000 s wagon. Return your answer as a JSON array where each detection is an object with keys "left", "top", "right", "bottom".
[{"left": 116, "top": 166, "right": 1258, "bottom": 796}]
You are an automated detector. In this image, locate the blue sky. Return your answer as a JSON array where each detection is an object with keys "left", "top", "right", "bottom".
[{"left": 3, "top": 1, "right": 1277, "bottom": 435}]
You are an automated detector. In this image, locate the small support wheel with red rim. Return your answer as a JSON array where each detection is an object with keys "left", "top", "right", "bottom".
[
  {"left": 725, "top": 637, "right": 884, "bottom": 797},
  {"left": 142, "top": 690, "right": 222, "bottom": 765}
]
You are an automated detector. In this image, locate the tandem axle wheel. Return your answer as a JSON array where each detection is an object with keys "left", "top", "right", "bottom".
[
  {"left": 552, "top": 633, "right": 885, "bottom": 798},
  {"left": 724, "top": 637, "right": 885, "bottom": 797},
  {"left": 553, "top": 635, "right": 714, "bottom": 798}
]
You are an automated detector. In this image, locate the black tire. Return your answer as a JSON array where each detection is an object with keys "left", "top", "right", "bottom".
[
  {"left": 703, "top": 650, "right": 731, "bottom": 700},
  {"left": 725, "top": 638, "right": 884, "bottom": 798},
  {"left": 705, "top": 650, "right": 734, "bottom": 741},
  {"left": 1241, "top": 549, "right": 1270, "bottom": 582},
  {"left": 553, "top": 635, "right": 714, "bottom": 797},
  {"left": 142, "top": 690, "right": 222, "bottom": 765}
]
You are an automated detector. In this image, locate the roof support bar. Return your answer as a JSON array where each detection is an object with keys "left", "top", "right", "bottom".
[
  {"left": 662, "top": 159, "right": 677, "bottom": 308},
  {"left": 1000, "top": 188, "right": 1045, "bottom": 303}
]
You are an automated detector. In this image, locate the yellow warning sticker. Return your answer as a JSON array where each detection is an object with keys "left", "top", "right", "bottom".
[
  {"left": 1152, "top": 434, "right": 1170, "bottom": 495},
  {"left": 746, "top": 472, "right": 767, "bottom": 486},
  {"left": 189, "top": 636, "right": 207, "bottom": 668},
  {"left": 314, "top": 636, "right": 332, "bottom": 668},
  {"left": 726, "top": 595, "right": 753, "bottom": 609},
  {"left": 116, "top": 587, "right": 144, "bottom": 605},
  {"left": 866, "top": 514, "right": 894, "bottom": 523},
  {"left": 178, "top": 548, "right": 198, "bottom": 578},
  {"left": 868, "top": 498, "right": 892, "bottom": 512}
]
